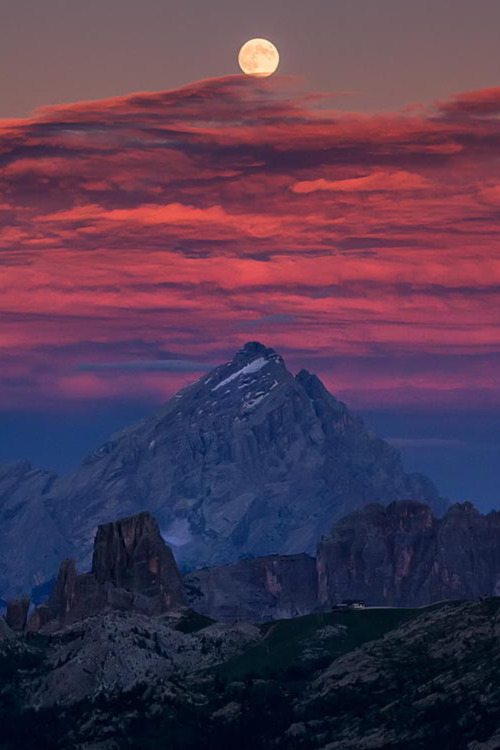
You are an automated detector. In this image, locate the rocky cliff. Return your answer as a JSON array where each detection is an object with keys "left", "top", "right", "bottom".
[
  {"left": 27, "top": 511, "right": 186, "bottom": 630},
  {"left": 92, "top": 511, "right": 186, "bottom": 611},
  {"left": 317, "top": 500, "right": 500, "bottom": 607},
  {"left": 186, "top": 499, "right": 500, "bottom": 616},
  {"left": 5, "top": 596, "right": 30, "bottom": 632},
  {"left": 185, "top": 553, "right": 318, "bottom": 622},
  {"left": 0, "top": 342, "right": 444, "bottom": 599}
]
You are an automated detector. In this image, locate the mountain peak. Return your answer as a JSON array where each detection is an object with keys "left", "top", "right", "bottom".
[
  {"left": 232, "top": 341, "right": 284, "bottom": 367},
  {"left": 203, "top": 341, "right": 287, "bottom": 397}
]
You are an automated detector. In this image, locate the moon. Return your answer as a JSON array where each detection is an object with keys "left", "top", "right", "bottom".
[{"left": 238, "top": 38, "right": 280, "bottom": 78}]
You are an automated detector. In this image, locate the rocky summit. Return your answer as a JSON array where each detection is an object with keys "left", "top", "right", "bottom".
[
  {"left": 0, "top": 342, "right": 444, "bottom": 599},
  {"left": 25, "top": 511, "right": 186, "bottom": 632},
  {"left": 91, "top": 511, "right": 186, "bottom": 611}
]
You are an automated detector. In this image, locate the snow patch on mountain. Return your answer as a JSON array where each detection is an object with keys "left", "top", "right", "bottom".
[
  {"left": 243, "top": 393, "right": 267, "bottom": 410},
  {"left": 212, "top": 357, "right": 268, "bottom": 392}
]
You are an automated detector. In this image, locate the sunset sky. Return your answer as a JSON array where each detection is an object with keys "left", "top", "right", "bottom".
[{"left": 1, "top": 0, "right": 499, "bottom": 509}]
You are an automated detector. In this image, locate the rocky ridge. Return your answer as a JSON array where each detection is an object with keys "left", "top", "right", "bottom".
[
  {"left": 2, "top": 598, "right": 500, "bottom": 749},
  {"left": 23, "top": 612, "right": 260, "bottom": 709},
  {"left": 185, "top": 500, "right": 500, "bottom": 617},
  {"left": 317, "top": 499, "right": 500, "bottom": 608},
  {"left": 9, "top": 499, "right": 500, "bottom": 626}
]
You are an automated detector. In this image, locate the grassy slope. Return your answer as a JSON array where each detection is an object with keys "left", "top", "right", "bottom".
[{"left": 215, "top": 604, "right": 459, "bottom": 681}]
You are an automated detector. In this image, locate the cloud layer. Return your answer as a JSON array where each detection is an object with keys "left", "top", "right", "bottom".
[{"left": 1, "top": 76, "right": 499, "bottom": 410}]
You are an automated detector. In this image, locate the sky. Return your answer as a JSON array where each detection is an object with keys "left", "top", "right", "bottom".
[{"left": 1, "top": 0, "right": 499, "bottom": 510}]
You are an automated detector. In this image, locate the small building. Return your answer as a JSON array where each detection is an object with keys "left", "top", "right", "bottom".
[{"left": 342, "top": 599, "right": 365, "bottom": 610}]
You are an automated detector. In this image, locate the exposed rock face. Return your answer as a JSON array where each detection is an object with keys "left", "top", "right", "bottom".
[
  {"left": 41, "top": 560, "right": 110, "bottom": 628},
  {"left": 22, "top": 612, "right": 260, "bottom": 709},
  {"left": 92, "top": 512, "right": 185, "bottom": 610},
  {"left": 47, "top": 559, "right": 79, "bottom": 622},
  {"left": 0, "top": 616, "right": 12, "bottom": 640},
  {"left": 185, "top": 553, "right": 318, "bottom": 622},
  {"left": 0, "top": 342, "right": 445, "bottom": 598},
  {"left": 0, "top": 462, "right": 71, "bottom": 599},
  {"left": 317, "top": 500, "right": 500, "bottom": 607},
  {"left": 5, "top": 595, "right": 31, "bottom": 632},
  {"left": 28, "top": 512, "right": 186, "bottom": 630},
  {"left": 25, "top": 603, "right": 52, "bottom": 633}
]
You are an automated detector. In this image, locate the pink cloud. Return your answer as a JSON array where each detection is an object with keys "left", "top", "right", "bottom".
[
  {"left": 0, "top": 77, "right": 499, "bottom": 409},
  {"left": 438, "top": 87, "right": 500, "bottom": 116},
  {"left": 292, "top": 170, "right": 431, "bottom": 194}
]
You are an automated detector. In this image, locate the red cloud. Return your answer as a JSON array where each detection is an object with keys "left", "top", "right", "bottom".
[
  {"left": 0, "top": 77, "right": 499, "bottom": 410},
  {"left": 438, "top": 87, "right": 500, "bottom": 116},
  {"left": 292, "top": 170, "right": 431, "bottom": 194}
]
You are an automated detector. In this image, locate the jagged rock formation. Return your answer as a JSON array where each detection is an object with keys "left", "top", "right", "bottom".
[
  {"left": 317, "top": 500, "right": 500, "bottom": 607},
  {"left": 12, "top": 496, "right": 500, "bottom": 625},
  {"left": 92, "top": 511, "right": 186, "bottom": 610},
  {"left": 5, "top": 596, "right": 30, "bottom": 632},
  {"left": 0, "top": 342, "right": 445, "bottom": 599},
  {"left": 185, "top": 553, "right": 318, "bottom": 622},
  {"left": 28, "top": 512, "right": 186, "bottom": 630}
]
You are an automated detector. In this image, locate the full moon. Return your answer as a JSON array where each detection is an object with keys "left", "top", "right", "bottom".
[{"left": 238, "top": 38, "right": 280, "bottom": 78}]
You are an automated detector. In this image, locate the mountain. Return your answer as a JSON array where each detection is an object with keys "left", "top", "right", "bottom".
[
  {"left": 2, "top": 598, "right": 500, "bottom": 749},
  {"left": 317, "top": 500, "right": 500, "bottom": 607},
  {"left": 0, "top": 341, "right": 445, "bottom": 599}
]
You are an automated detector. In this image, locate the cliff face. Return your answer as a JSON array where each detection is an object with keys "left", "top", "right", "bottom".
[
  {"left": 28, "top": 512, "right": 186, "bottom": 630},
  {"left": 185, "top": 553, "right": 318, "bottom": 622},
  {"left": 0, "top": 462, "right": 71, "bottom": 599},
  {"left": 317, "top": 500, "right": 500, "bottom": 607},
  {"left": 92, "top": 512, "right": 186, "bottom": 610},
  {"left": 5, "top": 596, "right": 31, "bottom": 632}
]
